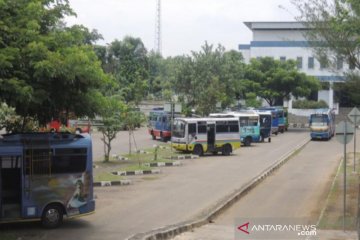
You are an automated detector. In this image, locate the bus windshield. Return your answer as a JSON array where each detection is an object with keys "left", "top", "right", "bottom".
[
  {"left": 173, "top": 120, "right": 186, "bottom": 138},
  {"left": 311, "top": 115, "right": 328, "bottom": 126}
]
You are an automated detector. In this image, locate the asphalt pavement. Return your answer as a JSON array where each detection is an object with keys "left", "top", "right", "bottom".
[{"left": 12, "top": 130, "right": 309, "bottom": 240}]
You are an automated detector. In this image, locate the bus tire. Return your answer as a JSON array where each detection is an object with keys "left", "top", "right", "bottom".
[
  {"left": 160, "top": 132, "right": 166, "bottom": 142},
  {"left": 151, "top": 131, "right": 156, "bottom": 140},
  {"left": 222, "top": 144, "right": 232, "bottom": 156},
  {"left": 193, "top": 145, "right": 203, "bottom": 156},
  {"left": 41, "top": 204, "right": 64, "bottom": 229},
  {"left": 244, "top": 137, "right": 252, "bottom": 147}
]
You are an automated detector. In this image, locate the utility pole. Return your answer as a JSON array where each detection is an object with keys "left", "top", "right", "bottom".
[{"left": 154, "top": 0, "right": 162, "bottom": 55}]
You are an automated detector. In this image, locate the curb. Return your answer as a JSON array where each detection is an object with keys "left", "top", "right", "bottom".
[
  {"left": 170, "top": 155, "right": 199, "bottom": 160},
  {"left": 93, "top": 179, "right": 131, "bottom": 187},
  {"left": 112, "top": 169, "right": 161, "bottom": 176},
  {"left": 143, "top": 161, "right": 182, "bottom": 167},
  {"left": 126, "top": 138, "right": 310, "bottom": 240}
]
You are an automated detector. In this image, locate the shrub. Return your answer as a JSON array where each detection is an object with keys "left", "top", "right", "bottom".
[{"left": 292, "top": 100, "right": 328, "bottom": 109}]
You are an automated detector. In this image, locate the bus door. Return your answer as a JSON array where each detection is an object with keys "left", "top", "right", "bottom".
[
  {"left": 207, "top": 123, "right": 215, "bottom": 150},
  {"left": 0, "top": 154, "right": 22, "bottom": 219}
]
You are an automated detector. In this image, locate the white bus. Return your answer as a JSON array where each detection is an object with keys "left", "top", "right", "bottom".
[
  {"left": 171, "top": 117, "right": 241, "bottom": 156},
  {"left": 209, "top": 111, "right": 261, "bottom": 146}
]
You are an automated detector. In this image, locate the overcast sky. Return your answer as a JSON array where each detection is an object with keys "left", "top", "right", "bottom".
[{"left": 66, "top": 0, "right": 297, "bottom": 57}]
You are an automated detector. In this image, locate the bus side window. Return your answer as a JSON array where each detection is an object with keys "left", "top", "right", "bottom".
[
  {"left": 198, "top": 124, "right": 206, "bottom": 134},
  {"left": 188, "top": 123, "right": 196, "bottom": 136}
]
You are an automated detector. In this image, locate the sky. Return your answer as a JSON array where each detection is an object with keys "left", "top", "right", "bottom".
[{"left": 66, "top": 0, "right": 298, "bottom": 57}]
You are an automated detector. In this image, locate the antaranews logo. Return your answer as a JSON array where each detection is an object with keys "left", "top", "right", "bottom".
[
  {"left": 235, "top": 218, "right": 318, "bottom": 240},
  {"left": 237, "top": 222, "right": 250, "bottom": 234}
]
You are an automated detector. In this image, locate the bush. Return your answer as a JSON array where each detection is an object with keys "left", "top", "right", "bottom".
[{"left": 292, "top": 100, "right": 328, "bottom": 109}]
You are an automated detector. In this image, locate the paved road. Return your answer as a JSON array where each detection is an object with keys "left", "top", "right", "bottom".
[
  {"left": 173, "top": 134, "right": 358, "bottom": 239},
  {"left": 0, "top": 130, "right": 308, "bottom": 240}
]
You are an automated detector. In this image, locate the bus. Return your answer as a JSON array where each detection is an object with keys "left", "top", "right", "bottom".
[
  {"left": 257, "top": 108, "right": 279, "bottom": 135},
  {"left": 309, "top": 109, "right": 336, "bottom": 140},
  {"left": 209, "top": 112, "right": 260, "bottom": 146},
  {"left": 171, "top": 117, "right": 241, "bottom": 156},
  {"left": 148, "top": 109, "right": 180, "bottom": 142},
  {"left": 254, "top": 110, "right": 272, "bottom": 143},
  {"left": 0, "top": 132, "right": 95, "bottom": 228}
]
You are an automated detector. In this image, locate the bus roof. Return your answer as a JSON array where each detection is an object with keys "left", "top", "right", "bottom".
[
  {"left": 175, "top": 117, "right": 239, "bottom": 123},
  {"left": 0, "top": 132, "right": 91, "bottom": 149},
  {"left": 210, "top": 111, "right": 259, "bottom": 117}
]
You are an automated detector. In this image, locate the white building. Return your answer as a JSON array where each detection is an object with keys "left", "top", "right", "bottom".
[{"left": 239, "top": 22, "right": 349, "bottom": 110}]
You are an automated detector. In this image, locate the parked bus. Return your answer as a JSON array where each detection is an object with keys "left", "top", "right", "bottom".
[
  {"left": 257, "top": 108, "right": 279, "bottom": 135},
  {"left": 0, "top": 132, "right": 95, "bottom": 228},
  {"left": 254, "top": 110, "right": 272, "bottom": 143},
  {"left": 309, "top": 109, "right": 335, "bottom": 140},
  {"left": 171, "top": 117, "right": 241, "bottom": 156},
  {"left": 209, "top": 112, "right": 260, "bottom": 146},
  {"left": 148, "top": 108, "right": 180, "bottom": 142}
]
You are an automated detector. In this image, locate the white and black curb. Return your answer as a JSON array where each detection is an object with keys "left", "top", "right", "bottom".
[
  {"left": 93, "top": 179, "right": 131, "bottom": 187},
  {"left": 126, "top": 138, "right": 310, "bottom": 240},
  {"left": 112, "top": 154, "right": 129, "bottom": 161},
  {"left": 143, "top": 161, "right": 182, "bottom": 167},
  {"left": 112, "top": 169, "right": 161, "bottom": 176},
  {"left": 136, "top": 150, "right": 151, "bottom": 154},
  {"left": 170, "top": 155, "right": 199, "bottom": 160}
]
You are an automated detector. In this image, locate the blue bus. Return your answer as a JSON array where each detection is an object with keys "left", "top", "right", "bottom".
[
  {"left": 255, "top": 110, "right": 272, "bottom": 143},
  {"left": 309, "top": 109, "right": 335, "bottom": 140},
  {"left": 0, "top": 133, "right": 95, "bottom": 228},
  {"left": 209, "top": 112, "right": 260, "bottom": 146},
  {"left": 257, "top": 108, "right": 279, "bottom": 135},
  {"left": 148, "top": 109, "right": 180, "bottom": 142}
]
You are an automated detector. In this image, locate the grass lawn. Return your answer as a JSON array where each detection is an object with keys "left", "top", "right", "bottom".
[
  {"left": 317, "top": 152, "right": 359, "bottom": 230},
  {"left": 93, "top": 172, "right": 123, "bottom": 182}
]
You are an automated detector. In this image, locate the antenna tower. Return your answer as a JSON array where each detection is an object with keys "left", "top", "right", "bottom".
[{"left": 155, "top": 0, "right": 162, "bottom": 54}]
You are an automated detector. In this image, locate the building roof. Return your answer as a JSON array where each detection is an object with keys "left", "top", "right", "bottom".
[{"left": 244, "top": 22, "right": 310, "bottom": 31}]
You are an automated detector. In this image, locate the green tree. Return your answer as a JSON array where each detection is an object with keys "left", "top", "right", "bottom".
[
  {"left": 104, "top": 37, "right": 149, "bottom": 105},
  {"left": 294, "top": 0, "right": 360, "bottom": 70},
  {"left": 294, "top": 0, "right": 360, "bottom": 106},
  {"left": 98, "top": 97, "right": 126, "bottom": 162},
  {"left": 171, "top": 43, "right": 246, "bottom": 116},
  {"left": 0, "top": 0, "right": 108, "bottom": 128},
  {"left": 243, "top": 57, "right": 320, "bottom": 106}
]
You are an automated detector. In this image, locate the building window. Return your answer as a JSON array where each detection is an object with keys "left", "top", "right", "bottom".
[
  {"left": 280, "top": 56, "right": 286, "bottom": 62},
  {"left": 336, "top": 57, "right": 343, "bottom": 70},
  {"left": 320, "top": 58, "right": 329, "bottom": 69},
  {"left": 349, "top": 59, "right": 356, "bottom": 70},
  {"left": 296, "top": 57, "right": 303, "bottom": 69},
  {"left": 308, "top": 57, "right": 314, "bottom": 69}
]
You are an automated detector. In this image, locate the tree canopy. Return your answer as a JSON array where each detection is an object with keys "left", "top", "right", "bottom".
[
  {"left": 0, "top": 0, "right": 108, "bottom": 127},
  {"left": 243, "top": 57, "right": 321, "bottom": 106}
]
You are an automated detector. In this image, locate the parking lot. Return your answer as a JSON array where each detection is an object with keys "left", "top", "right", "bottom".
[{"left": 0, "top": 128, "right": 311, "bottom": 240}]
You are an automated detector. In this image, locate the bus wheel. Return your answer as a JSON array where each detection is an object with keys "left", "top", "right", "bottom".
[
  {"left": 244, "top": 137, "right": 251, "bottom": 147},
  {"left": 222, "top": 144, "right": 232, "bottom": 156},
  {"left": 151, "top": 131, "right": 156, "bottom": 140},
  {"left": 41, "top": 204, "right": 64, "bottom": 229},
  {"left": 160, "top": 132, "right": 167, "bottom": 142},
  {"left": 193, "top": 145, "right": 203, "bottom": 156}
]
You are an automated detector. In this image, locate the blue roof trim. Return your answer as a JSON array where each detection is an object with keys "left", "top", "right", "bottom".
[
  {"left": 241, "top": 41, "right": 324, "bottom": 48},
  {"left": 238, "top": 44, "right": 251, "bottom": 50},
  {"left": 314, "top": 75, "right": 345, "bottom": 82}
]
